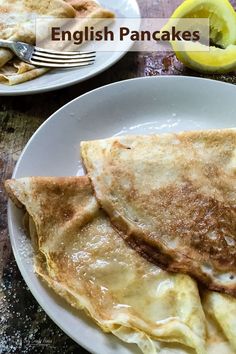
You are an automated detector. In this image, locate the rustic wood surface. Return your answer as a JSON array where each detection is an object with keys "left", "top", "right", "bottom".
[{"left": 1, "top": 0, "right": 236, "bottom": 353}]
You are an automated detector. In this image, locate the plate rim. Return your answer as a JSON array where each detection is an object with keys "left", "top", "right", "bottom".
[
  {"left": 0, "top": 0, "right": 141, "bottom": 96},
  {"left": 7, "top": 75, "right": 236, "bottom": 353},
  {"left": 11, "top": 75, "right": 236, "bottom": 169}
]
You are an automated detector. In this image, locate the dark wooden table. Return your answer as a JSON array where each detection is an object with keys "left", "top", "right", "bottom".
[{"left": 1, "top": 1, "right": 236, "bottom": 353}]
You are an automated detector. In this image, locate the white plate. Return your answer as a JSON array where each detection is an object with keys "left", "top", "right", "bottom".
[
  {"left": 8, "top": 77, "right": 236, "bottom": 354},
  {"left": 0, "top": 0, "right": 140, "bottom": 96}
]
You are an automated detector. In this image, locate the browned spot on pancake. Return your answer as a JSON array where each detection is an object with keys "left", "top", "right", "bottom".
[
  {"left": 60, "top": 205, "right": 75, "bottom": 222},
  {"left": 113, "top": 140, "right": 132, "bottom": 150},
  {"left": 67, "top": 0, "right": 98, "bottom": 17},
  {"left": 179, "top": 130, "right": 236, "bottom": 148},
  {"left": 202, "top": 163, "right": 220, "bottom": 178},
  {"left": 31, "top": 177, "right": 91, "bottom": 226},
  {"left": 0, "top": 7, "right": 10, "bottom": 14},
  {"left": 120, "top": 181, "right": 236, "bottom": 271}
]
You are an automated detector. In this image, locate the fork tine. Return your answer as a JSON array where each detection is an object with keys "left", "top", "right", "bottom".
[
  {"left": 31, "top": 54, "right": 95, "bottom": 64},
  {"left": 34, "top": 46, "right": 95, "bottom": 56},
  {"left": 33, "top": 50, "right": 96, "bottom": 60},
  {"left": 29, "top": 60, "right": 95, "bottom": 68}
]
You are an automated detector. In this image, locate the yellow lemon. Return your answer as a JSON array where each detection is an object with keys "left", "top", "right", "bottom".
[
  {"left": 172, "top": 41, "right": 236, "bottom": 73},
  {"left": 168, "top": 0, "right": 236, "bottom": 48}
]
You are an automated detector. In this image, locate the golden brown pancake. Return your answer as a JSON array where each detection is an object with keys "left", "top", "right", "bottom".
[
  {"left": 81, "top": 129, "right": 236, "bottom": 297},
  {"left": 5, "top": 176, "right": 208, "bottom": 354}
]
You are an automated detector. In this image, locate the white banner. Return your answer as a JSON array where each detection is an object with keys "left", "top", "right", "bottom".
[{"left": 35, "top": 17, "right": 210, "bottom": 52}]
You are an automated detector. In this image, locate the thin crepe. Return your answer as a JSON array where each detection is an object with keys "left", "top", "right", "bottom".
[
  {"left": 0, "top": 58, "right": 49, "bottom": 85},
  {"left": 5, "top": 176, "right": 236, "bottom": 353},
  {"left": 5, "top": 176, "right": 206, "bottom": 354},
  {"left": 81, "top": 129, "right": 236, "bottom": 297}
]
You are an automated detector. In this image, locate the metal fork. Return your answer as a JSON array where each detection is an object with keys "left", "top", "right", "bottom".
[{"left": 0, "top": 39, "right": 96, "bottom": 68}]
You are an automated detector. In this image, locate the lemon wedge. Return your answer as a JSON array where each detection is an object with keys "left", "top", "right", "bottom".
[
  {"left": 168, "top": 0, "right": 236, "bottom": 48},
  {"left": 172, "top": 41, "right": 236, "bottom": 73}
]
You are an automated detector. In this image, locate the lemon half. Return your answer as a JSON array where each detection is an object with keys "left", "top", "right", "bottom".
[
  {"left": 172, "top": 41, "right": 236, "bottom": 73},
  {"left": 169, "top": 0, "right": 236, "bottom": 48}
]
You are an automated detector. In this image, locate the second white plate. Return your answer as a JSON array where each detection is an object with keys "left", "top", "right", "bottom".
[
  {"left": 8, "top": 76, "right": 236, "bottom": 353},
  {"left": 0, "top": 0, "right": 140, "bottom": 95}
]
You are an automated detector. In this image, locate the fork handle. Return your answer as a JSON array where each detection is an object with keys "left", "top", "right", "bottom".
[{"left": 0, "top": 39, "right": 14, "bottom": 50}]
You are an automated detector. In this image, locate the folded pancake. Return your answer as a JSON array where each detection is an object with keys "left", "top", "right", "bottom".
[
  {"left": 0, "top": 0, "right": 114, "bottom": 85},
  {"left": 0, "top": 58, "right": 50, "bottom": 85},
  {"left": 81, "top": 129, "right": 236, "bottom": 297},
  {"left": 5, "top": 176, "right": 208, "bottom": 354}
]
